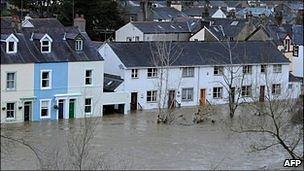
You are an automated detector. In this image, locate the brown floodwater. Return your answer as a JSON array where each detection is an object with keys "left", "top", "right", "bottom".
[{"left": 1, "top": 107, "right": 303, "bottom": 170}]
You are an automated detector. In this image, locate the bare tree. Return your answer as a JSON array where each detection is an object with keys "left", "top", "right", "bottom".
[
  {"left": 231, "top": 70, "right": 303, "bottom": 161},
  {"left": 149, "top": 40, "right": 184, "bottom": 124}
]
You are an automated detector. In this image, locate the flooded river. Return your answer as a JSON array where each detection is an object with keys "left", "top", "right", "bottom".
[{"left": 1, "top": 107, "right": 302, "bottom": 170}]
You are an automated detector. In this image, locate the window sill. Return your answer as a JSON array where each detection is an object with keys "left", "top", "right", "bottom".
[
  {"left": 181, "top": 99, "right": 193, "bottom": 102},
  {"left": 146, "top": 101, "right": 157, "bottom": 103},
  {"left": 131, "top": 77, "right": 139, "bottom": 79},
  {"left": 6, "top": 118, "right": 16, "bottom": 121},
  {"left": 5, "top": 89, "right": 16, "bottom": 92},
  {"left": 41, "top": 87, "right": 51, "bottom": 90},
  {"left": 85, "top": 84, "right": 93, "bottom": 87},
  {"left": 40, "top": 116, "right": 51, "bottom": 119},
  {"left": 182, "top": 76, "right": 195, "bottom": 78}
]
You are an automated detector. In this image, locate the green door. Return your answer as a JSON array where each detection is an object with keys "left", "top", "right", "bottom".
[{"left": 69, "top": 99, "right": 75, "bottom": 119}]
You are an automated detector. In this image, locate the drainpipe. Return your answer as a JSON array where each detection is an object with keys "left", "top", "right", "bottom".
[{"left": 197, "top": 67, "right": 200, "bottom": 105}]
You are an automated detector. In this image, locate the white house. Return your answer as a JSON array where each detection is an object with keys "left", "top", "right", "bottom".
[
  {"left": 115, "top": 21, "right": 201, "bottom": 42},
  {"left": 98, "top": 41, "right": 301, "bottom": 111},
  {"left": 291, "top": 25, "right": 303, "bottom": 78}
]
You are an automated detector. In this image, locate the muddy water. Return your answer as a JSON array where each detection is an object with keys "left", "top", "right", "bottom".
[{"left": 0, "top": 107, "right": 299, "bottom": 170}]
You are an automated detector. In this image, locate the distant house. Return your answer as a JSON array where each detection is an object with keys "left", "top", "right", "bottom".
[
  {"left": 236, "top": 7, "right": 273, "bottom": 18},
  {"left": 98, "top": 41, "right": 300, "bottom": 111},
  {"left": 183, "top": 7, "right": 227, "bottom": 19},
  {"left": 291, "top": 25, "right": 303, "bottom": 78},
  {"left": 190, "top": 18, "right": 256, "bottom": 41},
  {"left": 1, "top": 16, "right": 129, "bottom": 123},
  {"left": 115, "top": 20, "right": 202, "bottom": 42}
]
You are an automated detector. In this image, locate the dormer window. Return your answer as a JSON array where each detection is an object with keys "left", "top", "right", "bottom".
[
  {"left": 75, "top": 39, "right": 83, "bottom": 51},
  {"left": 3, "top": 34, "right": 19, "bottom": 54},
  {"left": 40, "top": 34, "right": 53, "bottom": 53}
]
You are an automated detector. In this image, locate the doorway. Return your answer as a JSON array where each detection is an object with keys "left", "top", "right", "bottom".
[
  {"left": 58, "top": 99, "right": 65, "bottom": 119},
  {"left": 168, "top": 90, "right": 175, "bottom": 109},
  {"left": 259, "top": 86, "right": 265, "bottom": 102},
  {"left": 69, "top": 99, "right": 75, "bottom": 119},
  {"left": 131, "top": 92, "right": 138, "bottom": 111},
  {"left": 200, "top": 89, "right": 206, "bottom": 106},
  {"left": 24, "top": 101, "right": 32, "bottom": 121}
]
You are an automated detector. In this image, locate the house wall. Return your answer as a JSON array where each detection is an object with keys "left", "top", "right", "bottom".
[
  {"left": 1, "top": 64, "right": 35, "bottom": 123},
  {"left": 68, "top": 61, "right": 104, "bottom": 118},
  {"left": 190, "top": 27, "right": 218, "bottom": 41},
  {"left": 292, "top": 45, "right": 304, "bottom": 77},
  {"left": 120, "top": 64, "right": 292, "bottom": 110},
  {"left": 33, "top": 62, "right": 68, "bottom": 121},
  {"left": 115, "top": 23, "right": 144, "bottom": 42},
  {"left": 211, "top": 9, "right": 227, "bottom": 18}
]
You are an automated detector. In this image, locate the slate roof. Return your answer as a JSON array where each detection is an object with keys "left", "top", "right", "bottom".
[
  {"left": 104, "top": 73, "right": 124, "bottom": 92},
  {"left": 265, "top": 24, "right": 292, "bottom": 45},
  {"left": 289, "top": 73, "right": 303, "bottom": 82},
  {"left": 1, "top": 17, "right": 103, "bottom": 64},
  {"left": 152, "top": 7, "right": 187, "bottom": 21},
  {"left": 107, "top": 41, "right": 289, "bottom": 68},
  {"left": 183, "top": 7, "right": 226, "bottom": 17},
  {"left": 131, "top": 20, "right": 201, "bottom": 34},
  {"left": 292, "top": 25, "right": 303, "bottom": 45}
]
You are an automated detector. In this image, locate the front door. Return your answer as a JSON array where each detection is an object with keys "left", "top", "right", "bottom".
[
  {"left": 200, "top": 89, "right": 206, "bottom": 106},
  {"left": 259, "top": 86, "right": 265, "bottom": 102},
  {"left": 69, "top": 99, "right": 75, "bottom": 119},
  {"left": 58, "top": 99, "right": 64, "bottom": 119},
  {"left": 168, "top": 90, "right": 175, "bottom": 109},
  {"left": 24, "top": 101, "right": 32, "bottom": 121},
  {"left": 131, "top": 92, "right": 137, "bottom": 111}
]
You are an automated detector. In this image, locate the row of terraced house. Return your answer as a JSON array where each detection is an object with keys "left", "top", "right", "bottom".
[{"left": 1, "top": 16, "right": 303, "bottom": 123}]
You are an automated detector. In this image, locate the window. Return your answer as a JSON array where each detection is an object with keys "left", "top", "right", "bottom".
[
  {"left": 147, "top": 68, "right": 158, "bottom": 78},
  {"left": 75, "top": 39, "right": 83, "bottom": 51},
  {"left": 126, "top": 37, "right": 132, "bottom": 42},
  {"left": 85, "top": 98, "right": 92, "bottom": 114},
  {"left": 284, "top": 39, "right": 290, "bottom": 52},
  {"left": 147, "top": 90, "right": 157, "bottom": 102},
  {"left": 261, "top": 65, "right": 267, "bottom": 73},
  {"left": 241, "top": 86, "right": 252, "bottom": 97},
  {"left": 288, "top": 84, "right": 293, "bottom": 90},
  {"left": 273, "top": 64, "right": 282, "bottom": 73},
  {"left": 41, "top": 40, "right": 51, "bottom": 53},
  {"left": 131, "top": 69, "right": 138, "bottom": 79},
  {"left": 229, "top": 37, "right": 234, "bottom": 41},
  {"left": 85, "top": 70, "right": 93, "bottom": 85},
  {"left": 272, "top": 84, "right": 281, "bottom": 95},
  {"left": 182, "top": 67, "right": 194, "bottom": 77},
  {"left": 6, "top": 72, "right": 16, "bottom": 90},
  {"left": 6, "top": 102, "right": 15, "bottom": 119},
  {"left": 214, "top": 66, "right": 224, "bottom": 75},
  {"left": 182, "top": 88, "right": 194, "bottom": 101},
  {"left": 40, "top": 100, "right": 50, "bottom": 118},
  {"left": 293, "top": 46, "right": 299, "bottom": 57},
  {"left": 243, "top": 65, "right": 252, "bottom": 74},
  {"left": 41, "top": 70, "right": 51, "bottom": 89},
  {"left": 8, "top": 42, "right": 16, "bottom": 53},
  {"left": 135, "top": 36, "right": 140, "bottom": 41},
  {"left": 213, "top": 87, "right": 223, "bottom": 99}
]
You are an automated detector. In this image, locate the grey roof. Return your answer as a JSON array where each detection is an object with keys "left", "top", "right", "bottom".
[
  {"left": 152, "top": 7, "right": 187, "bottom": 21},
  {"left": 108, "top": 41, "right": 289, "bottom": 68},
  {"left": 104, "top": 73, "right": 123, "bottom": 92},
  {"left": 265, "top": 24, "right": 292, "bottom": 45},
  {"left": 292, "top": 25, "right": 303, "bottom": 45},
  {"left": 287, "top": 2, "right": 304, "bottom": 10},
  {"left": 1, "top": 17, "right": 103, "bottom": 64},
  {"left": 289, "top": 73, "right": 303, "bottom": 82},
  {"left": 236, "top": 7, "right": 273, "bottom": 17},
  {"left": 131, "top": 20, "right": 201, "bottom": 34},
  {"left": 183, "top": 7, "right": 226, "bottom": 17}
]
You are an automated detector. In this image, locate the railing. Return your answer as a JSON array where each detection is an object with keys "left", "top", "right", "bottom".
[
  {"left": 206, "top": 99, "right": 211, "bottom": 105},
  {"left": 199, "top": 99, "right": 212, "bottom": 106},
  {"left": 137, "top": 102, "right": 143, "bottom": 111},
  {"left": 174, "top": 99, "right": 181, "bottom": 108}
]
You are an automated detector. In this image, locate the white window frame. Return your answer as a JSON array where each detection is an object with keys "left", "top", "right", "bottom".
[
  {"left": 126, "top": 37, "right": 132, "bottom": 42},
  {"left": 146, "top": 90, "right": 157, "bottom": 103},
  {"left": 6, "top": 102, "right": 16, "bottom": 120},
  {"left": 241, "top": 85, "right": 252, "bottom": 97},
  {"left": 131, "top": 69, "right": 138, "bottom": 79},
  {"left": 214, "top": 66, "right": 224, "bottom": 76},
  {"left": 5, "top": 34, "right": 19, "bottom": 54},
  {"left": 85, "top": 98, "right": 92, "bottom": 115},
  {"left": 273, "top": 64, "right": 282, "bottom": 73},
  {"left": 40, "top": 34, "right": 53, "bottom": 53},
  {"left": 242, "top": 65, "right": 252, "bottom": 74},
  {"left": 7, "top": 41, "right": 17, "bottom": 53},
  {"left": 272, "top": 84, "right": 281, "bottom": 95},
  {"left": 213, "top": 87, "right": 223, "bottom": 99},
  {"left": 6, "top": 72, "right": 16, "bottom": 90},
  {"left": 84, "top": 69, "right": 93, "bottom": 86},
  {"left": 261, "top": 65, "right": 267, "bottom": 73},
  {"left": 40, "top": 70, "right": 52, "bottom": 90},
  {"left": 182, "top": 67, "right": 195, "bottom": 77},
  {"left": 293, "top": 45, "right": 299, "bottom": 57},
  {"left": 147, "top": 68, "right": 158, "bottom": 78},
  {"left": 135, "top": 36, "right": 140, "bottom": 41},
  {"left": 181, "top": 88, "right": 194, "bottom": 101},
  {"left": 75, "top": 39, "right": 83, "bottom": 51},
  {"left": 40, "top": 99, "right": 51, "bottom": 119}
]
